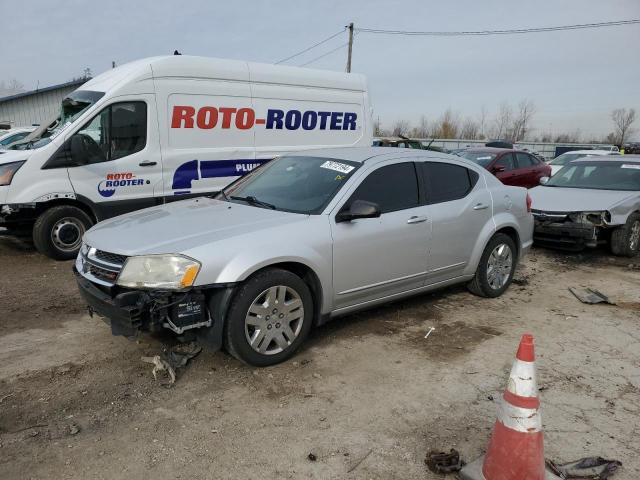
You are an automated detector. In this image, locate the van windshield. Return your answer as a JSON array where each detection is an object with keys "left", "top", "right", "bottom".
[{"left": 12, "top": 90, "right": 105, "bottom": 150}]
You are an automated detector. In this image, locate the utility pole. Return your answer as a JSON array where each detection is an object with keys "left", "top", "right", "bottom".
[{"left": 346, "top": 22, "right": 354, "bottom": 73}]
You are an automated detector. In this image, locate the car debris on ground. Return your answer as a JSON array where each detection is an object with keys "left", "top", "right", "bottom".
[
  {"left": 568, "top": 287, "right": 616, "bottom": 305},
  {"left": 141, "top": 342, "right": 202, "bottom": 385},
  {"left": 546, "top": 456, "right": 622, "bottom": 479},
  {"left": 425, "top": 448, "right": 464, "bottom": 474}
]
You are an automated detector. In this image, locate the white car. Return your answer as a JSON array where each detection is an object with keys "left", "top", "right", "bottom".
[
  {"left": 548, "top": 150, "right": 620, "bottom": 176},
  {"left": 0, "top": 127, "right": 36, "bottom": 149}
]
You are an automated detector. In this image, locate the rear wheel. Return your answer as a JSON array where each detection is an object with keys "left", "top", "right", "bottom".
[
  {"left": 468, "top": 233, "right": 517, "bottom": 298},
  {"left": 33, "top": 206, "right": 93, "bottom": 260},
  {"left": 610, "top": 212, "right": 640, "bottom": 257},
  {"left": 224, "top": 268, "right": 314, "bottom": 367}
]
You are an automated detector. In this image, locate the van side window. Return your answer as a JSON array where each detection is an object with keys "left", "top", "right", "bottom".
[
  {"left": 75, "top": 101, "right": 147, "bottom": 163},
  {"left": 422, "top": 162, "right": 478, "bottom": 204},
  {"left": 348, "top": 163, "right": 419, "bottom": 213}
]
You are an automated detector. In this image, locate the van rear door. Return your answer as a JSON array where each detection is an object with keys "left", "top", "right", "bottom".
[{"left": 66, "top": 94, "right": 164, "bottom": 220}]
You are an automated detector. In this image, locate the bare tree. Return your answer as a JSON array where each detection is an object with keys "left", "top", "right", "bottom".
[
  {"left": 409, "top": 115, "right": 429, "bottom": 138},
  {"left": 510, "top": 99, "right": 536, "bottom": 141},
  {"left": 392, "top": 119, "right": 410, "bottom": 137},
  {"left": 611, "top": 108, "right": 636, "bottom": 145},
  {"left": 373, "top": 118, "right": 384, "bottom": 137},
  {"left": 433, "top": 109, "right": 460, "bottom": 139},
  {"left": 460, "top": 117, "right": 480, "bottom": 140},
  {"left": 492, "top": 102, "right": 513, "bottom": 140},
  {"left": 479, "top": 105, "right": 488, "bottom": 140},
  {"left": 554, "top": 129, "right": 582, "bottom": 143}
]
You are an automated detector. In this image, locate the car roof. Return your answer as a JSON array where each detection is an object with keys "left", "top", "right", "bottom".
[
  {"left": 560, "top": 150, "right": 614, "bottom": 155},
  {"left": 463, "top": 147, "right": 522, "bottom": 154},
  {"left": 288, "top": 147, "right": 450, "bottom": 164},
  {"left": 572, "top": 155, "right": 640, "bottom": 164}
]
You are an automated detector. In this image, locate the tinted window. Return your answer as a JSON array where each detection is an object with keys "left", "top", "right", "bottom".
[
  {"left": 0, "top": 132, "right": 29, "bottom": 146},
  {"left": 516, "top": 153, "right": 534, "bottom": 168},
  {"left": 349, "top": 163, "right": 419, "bottom": 213},
  {"left": 495, "top": 153, "right": 515, "bottom": 171},
  {"left": 422, "top": 162, "right": 478, "bottom": 204},
  {"left": 75, "top": 101, "right": 147, "bottom": 163},
  {"left": 460, "top": 151, "right": 497, "bottom": 167}
]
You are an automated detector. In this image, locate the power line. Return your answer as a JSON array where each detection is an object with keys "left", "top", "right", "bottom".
[
  {"left": 275, "top": 28, "right": 345, "bottom": 64},
  {"left": 355, "top": 19, "right": 640, "bottom": 37},
  {"left": 299, "top": 42, "right": 349, "bottom": 67}
]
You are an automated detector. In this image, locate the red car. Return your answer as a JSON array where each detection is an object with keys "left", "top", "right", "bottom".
[{"left": 458, "top": 148, "right": 551, "bottom": 188}]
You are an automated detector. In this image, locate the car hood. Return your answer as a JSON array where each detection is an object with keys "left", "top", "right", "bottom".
[
  {"left": 529, "top": 186, "right": 635, "bottom": 212},
  {"left": 83, "top": 197, "right": 309, "bottom": 255},
  {"left": 0, "top": 149, "right": 30, "bottom": 164}
]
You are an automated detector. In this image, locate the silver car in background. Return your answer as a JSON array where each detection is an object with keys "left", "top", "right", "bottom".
[
  {"left": 74, "top": 147, "right": 533, "bottom": 366},
  {"left": 530, "top": 156, "right": 640, "bottom": 256}
]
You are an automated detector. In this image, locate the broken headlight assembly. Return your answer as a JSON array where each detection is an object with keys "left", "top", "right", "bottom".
[
  {"left": 0, "top": 161, "right": 25, "bottom": 186},
  {"left": 568, "top": 211, "right": 611, "bottom": 226},
  {"left": 117, "top": 255, "right": 201, "bottom": 290}
]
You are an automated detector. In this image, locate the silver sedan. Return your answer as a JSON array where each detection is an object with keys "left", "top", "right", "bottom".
[{"left": 75, "top": 148, "right": 533, "bottom": 366}]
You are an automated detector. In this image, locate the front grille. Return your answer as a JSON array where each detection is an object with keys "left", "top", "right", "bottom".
[
  {"left": 94, "top": 249, "right": 127, "bottom": 266},
  {"left": 78, "top": 245, "right": 128, "bottom": 287}
]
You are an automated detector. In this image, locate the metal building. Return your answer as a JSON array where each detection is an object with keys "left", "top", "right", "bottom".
[{"left": 0, "top": 79, "right": 88, "bottom": 128}]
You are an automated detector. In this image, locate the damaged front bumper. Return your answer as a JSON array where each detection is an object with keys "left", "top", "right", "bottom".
[
  {"left": 532, "top": 210, "right": 613, "bottom": 250},
  {"left": 74, "top": 267, "right": 233, "bottom": 352}
]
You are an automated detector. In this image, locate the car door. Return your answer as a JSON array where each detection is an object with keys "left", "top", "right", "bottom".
[
  {"left": 66, "top": 96, "right": 163, "bottom": 219},
  {"left": 330, "top": 161, "right": 430, "bottom": 310},
  {"left": 515, "top": 152, "right": 539, "bottom": 188},
  {"left": 493, "top": 153, "right": 521, "bottom": 186},
  {"left": 421, "top": 161, "right": 493, "bottom": 283}
]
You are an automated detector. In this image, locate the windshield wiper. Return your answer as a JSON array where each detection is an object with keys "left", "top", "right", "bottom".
[{"left": 230, "top": 195, "right": 276, "bottom": 210}]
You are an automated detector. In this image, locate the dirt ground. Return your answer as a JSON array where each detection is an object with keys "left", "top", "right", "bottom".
[{"left": 0, "top": 237, "right": 638, "bottom": 480}]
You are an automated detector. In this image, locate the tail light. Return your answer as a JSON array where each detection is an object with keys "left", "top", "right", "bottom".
[{"left": 526, "top": 193, "right": 532, "bottom": 213}]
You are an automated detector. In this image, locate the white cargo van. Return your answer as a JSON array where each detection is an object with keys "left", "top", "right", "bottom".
[{"left": 0, "top": 55, "right": 372, "bottom": 259}]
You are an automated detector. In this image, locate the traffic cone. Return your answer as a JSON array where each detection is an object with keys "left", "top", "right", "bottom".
[{"left": 459, "top": 334, "right": 561, "bottom": 480}]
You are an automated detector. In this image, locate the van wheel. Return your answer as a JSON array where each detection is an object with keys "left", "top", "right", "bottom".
[
  {"left": 468, "top": 233, "right": 517, "bottom": 298},
  {"left": 610, "top": 212, "right": 640, "bottom": 257},
  {"left": 33, "top": 206, "right": 93, "bottom": 260},
  {"left": 224, "top": 268, "right": 313, "bottom": 367}
]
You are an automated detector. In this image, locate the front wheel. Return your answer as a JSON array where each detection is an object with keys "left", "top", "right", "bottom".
[
  {"left": 610, "top": 212, "right": 640, "bottom": 257},
  {"left": 32, "top": 205, "right": 93, "bottom": 260},
  {"left": 224, "top": 268, "right": 314, "bottom": 367},
  {"left": 468, "top": 233, "right": 517, "bottom": 298}
]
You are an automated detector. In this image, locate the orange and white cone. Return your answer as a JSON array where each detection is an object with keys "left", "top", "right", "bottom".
[{"left": 460, "top": 334, "right": 561, "bottom": 480}]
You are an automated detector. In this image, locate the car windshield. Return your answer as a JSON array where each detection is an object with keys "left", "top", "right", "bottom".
[
  {"left": 12, "top": 90, "right": 104, "bottom": 150},
  {"left": 546, "top": 162, "right": 640, "bottom": 191},
  {"left": 221, "top": 156, "right": 360, "bottom": 214},
  {"left": 549, "top": 153, "right": 589, "bottom": 166},
  {"left": 459, "top": 151, "right": 497, "bottom": 167}
]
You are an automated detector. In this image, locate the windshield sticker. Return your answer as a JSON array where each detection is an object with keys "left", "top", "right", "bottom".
[
  {"left": 320, "top": 160, "right": 354, "bottom": 174},
  {"left": 621, "top": 164, "right": 640, "bottom": 170},
  {"left": 476, "top": 156, "right": 492, "bottom": 160}
]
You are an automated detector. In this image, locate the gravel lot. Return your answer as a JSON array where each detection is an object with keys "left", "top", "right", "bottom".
[{"left": 0, "top": 238, "right": 639, "bottom": 479}]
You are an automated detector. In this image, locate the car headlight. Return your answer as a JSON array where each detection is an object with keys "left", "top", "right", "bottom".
[
  {"left": 117, "top": 255, "right": 201, "bottom": 290},
  {"left": 0, "top": 161, "right": 25, "bottom": 186}
]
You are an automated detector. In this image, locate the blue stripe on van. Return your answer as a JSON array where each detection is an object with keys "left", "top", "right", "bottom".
[{"left": 171, "top": 158, "right": 270, "bottom": 191}]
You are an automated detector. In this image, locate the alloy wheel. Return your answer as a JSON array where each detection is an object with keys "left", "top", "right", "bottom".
[
  {"left": 486, "top": 243, "right": 513, "bottom": 290},
  {"left": 244, "top": 285, "right": 305, "bottom": 355},
  {"left": 630, "top": 220, "right": 640, "bottom": 251}
]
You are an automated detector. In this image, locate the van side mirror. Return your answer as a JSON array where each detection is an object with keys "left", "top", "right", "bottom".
[
  {"left": 336, "top": 200, "right": 381, "bottom": 223},
  {"left": 539, "top": 176, "right": 550, "bottom": 185}
]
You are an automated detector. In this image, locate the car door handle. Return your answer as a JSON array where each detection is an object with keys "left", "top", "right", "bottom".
[
  {"left": 473, "top": 203, "right": 489, "bottom": 210},
  {"left": 139, "top": 161, "right": 157, "bottom": 167},
  {"left": 407, "top": 215, "right": 428, "bottom": 224}
]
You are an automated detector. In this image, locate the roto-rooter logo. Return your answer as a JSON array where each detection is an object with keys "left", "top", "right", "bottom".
[
  {"left": 98, "top": 172, "right": 147, "bottom": 198},
  {"left": 171, "top": 106, "right": 358, "bottom": 131}
]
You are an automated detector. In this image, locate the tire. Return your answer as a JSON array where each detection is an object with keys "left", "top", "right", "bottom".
[
  {"left": 610, "top": 212, "right": 640, "bottom": 257},
  {"left": 224, "top": 268, "right": 314, "bottom": 367},
  {"left": 468, "top": 233, "right": 517, "bottom": 298},
  {"left": 32, "top": 206, "right": 93, "bottom": 260}
]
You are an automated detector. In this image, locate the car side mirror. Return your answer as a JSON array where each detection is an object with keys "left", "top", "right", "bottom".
[
  {"left": 539, "top": 176, "right": 550, "bottom": 185},
  {"left": 492, "top": 164, "right": 506, "bottom": 173},
  {"left": 336, "top": 200, "right": 381, "bottom": 223}
]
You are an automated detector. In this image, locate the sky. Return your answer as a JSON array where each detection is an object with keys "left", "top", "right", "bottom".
[{"left": 2, "top": 0, "right": 640, "bottom": 139}]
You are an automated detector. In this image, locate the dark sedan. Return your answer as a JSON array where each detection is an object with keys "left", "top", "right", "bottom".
[{"left": 459, "top": 148, "right": 551, "bottom": 189}]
